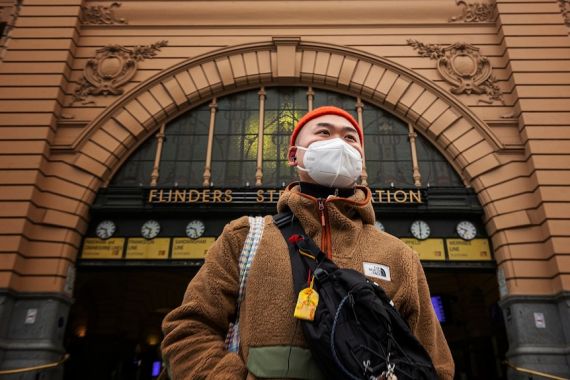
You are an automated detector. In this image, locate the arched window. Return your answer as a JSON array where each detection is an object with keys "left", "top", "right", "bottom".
[{"left": 110, "top": 87, "right": 463, "bottom": 188}]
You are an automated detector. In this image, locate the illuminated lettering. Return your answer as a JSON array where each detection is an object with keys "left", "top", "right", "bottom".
[
  {"left": 393, "top": 190, "right": 407, "bottom": 203},
  {"left": 224, "top": 189, "right": 233, "bottom": 202},
  {"left": 256, "top": 189, "right": 265, "bottom": 202},
  {"left": 188, "top": 190, "right": 200, "bottom": 202},
  {"left": 148, "top": 189, "right": 158, "bottom": 203},
  {"left": 202, "top": 189, "right": 210, "bottom": 203},
  {"left": 174, "top": 190, "right": 186, "bottom": 202},
  {"left": 409, "top": 190, "right": 422, "bottom": 203},
  {"left": 212, "top": 190, "right": 222, "bottom": 203},
  {"left": 267, "top": 190, "right": 276, "bottom": 202}
]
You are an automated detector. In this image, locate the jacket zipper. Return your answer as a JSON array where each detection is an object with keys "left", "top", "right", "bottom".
[{"left": 317, "top": 198, "right": 333, "bottom": 259}]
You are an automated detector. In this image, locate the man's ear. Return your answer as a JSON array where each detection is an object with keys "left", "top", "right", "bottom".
[{"left": 287, "top": 146, "right": 298, "bottom": 167}]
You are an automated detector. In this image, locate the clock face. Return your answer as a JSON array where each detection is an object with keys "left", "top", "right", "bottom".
[
  {"left": 410, "top": 220, "right": 431, "bottom": 240},
  {"left": 141, "top": 220, "right": 160, "bottom": 239},
  {"left": 186, "top": 220, "right": 205, "bottom": 239},
  {"left": 374, "top": 221, "right": 385, "bottom": 232},
  {"left": 96, "top": 220, "right": 116, "bottom": 240},
  {"left": 456, "top": 221, "right": 477, "bottom": 240}
]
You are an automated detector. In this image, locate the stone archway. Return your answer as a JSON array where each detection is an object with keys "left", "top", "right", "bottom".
[{"left": 70, "top": 38, "right": 503, "bottom": 192}]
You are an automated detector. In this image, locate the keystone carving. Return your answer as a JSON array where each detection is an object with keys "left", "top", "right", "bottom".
[
  {"left": 80, "top": 2, "right": 127, "bottom": 25},
  {"left": 559, "top": 0, "right": 570, "bottom": 25},
  {"left": 450, "top": 0, "right": 496, "bottom": 22},
  {"left": 407, "top": 40, "right": 503, "bottom": 104},
  {"left": 71, "top": 41, "right": 168, "bottom": 105}
]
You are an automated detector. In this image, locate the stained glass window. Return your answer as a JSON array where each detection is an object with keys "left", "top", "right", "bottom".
[
  {"left": 158, "top": 102, "right": 210, "bottom": 187},
  {"left": 416, "top": 133, "right": 463, "bottom": 187},
  {"left": 263, "top": 87, "right": 306, "bottom": 186},
  {"left": 363, "top": 106, "right": 414, "bottom": 187},
  {"left": 109, "top": 86, "right": 464, "bottom": 189},
  {"left": 211, "top": 90, "right": 259, "bottom": 187},
  {"left": 110, "top": 136, "right": 156, "bottom": 186}
]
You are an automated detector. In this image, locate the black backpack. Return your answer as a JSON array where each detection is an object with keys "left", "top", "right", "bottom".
[{"left": 274, "top": 212, "right": 438, "bottom": 380}]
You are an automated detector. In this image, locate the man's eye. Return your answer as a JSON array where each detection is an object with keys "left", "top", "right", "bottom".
[
  {"left": 317, "top": 130, "right": 329, "bottom": 135},
  {"left": 345, "top": 135, "right": 357, "bottom": 141}
]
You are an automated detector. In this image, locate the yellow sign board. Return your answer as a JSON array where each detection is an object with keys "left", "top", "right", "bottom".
[
  {"left": 401, "top": 238, "right": 446, "bottom": 261},
  {"left": 126, "top": 238, "right": 170, "bottom": 259},
  {"left": 172, "top": 237, "right": 215, "bottom": 259},
  {"left": 82, "top": 238, "right": 125, "bottom": 259},
  {"left": 446, "top": 239, "right": 492, "bottom": 261}
]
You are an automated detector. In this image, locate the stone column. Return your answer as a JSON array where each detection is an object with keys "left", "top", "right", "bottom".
[
  {"left": 495, "top": 1, "right": 570, "bottom": 378},
  {"left": 0, "top": 0, "right": 83, "bottom": 378}
]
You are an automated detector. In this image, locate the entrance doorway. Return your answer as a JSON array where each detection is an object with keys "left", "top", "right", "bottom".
[
  {"left": 65, "top": 267, "right": 508, "bottom": 380},
  {"left": 426, "top": 269, "right": 508, "bottom": 380},
  {"left": 63, "top": 267, "right": 198, "bottom": 380}
]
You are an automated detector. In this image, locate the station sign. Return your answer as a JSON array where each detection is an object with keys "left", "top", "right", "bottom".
[
  {"left": 145, "top": 188, "right": 425, "bottom": 205},
  {"left": 401, "top": 238, "right": 446, "bottom": 261},
  {"left": 172, "top": 237, "right": 216, "bottom": 259},
  {"left": 82, "top": 238, "right": 125, "bottom": 259},
  {"left": 446, "top": 239, "right": 492, "bottom": 261},
  {"left": 126, "top": 238, "right": 170, "bottom": 259}
]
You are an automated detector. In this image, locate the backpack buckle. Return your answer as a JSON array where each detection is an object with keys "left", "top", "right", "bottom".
[{"left": 313, "top": 268, "right": 328, "bottom": 282}]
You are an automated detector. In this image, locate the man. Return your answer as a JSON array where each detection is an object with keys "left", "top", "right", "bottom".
[{"left": 161, "top": 106, "right": 455, "bottom": 379}]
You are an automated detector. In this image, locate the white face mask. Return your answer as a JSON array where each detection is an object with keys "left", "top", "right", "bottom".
[{"left": 296, "top": 138, "right": 363, "bottom": 188}]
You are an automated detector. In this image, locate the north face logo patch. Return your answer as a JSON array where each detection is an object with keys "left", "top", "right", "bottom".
[{"left": 363, "top": 262, "right": 391, "bottom": 281}]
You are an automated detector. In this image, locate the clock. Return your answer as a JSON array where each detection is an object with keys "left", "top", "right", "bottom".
[
  {"left": 141, "top": 220, "right": 160, "bottom": 239},
  {"left": 374, "top": 220, "right": 385, "bottom": 232},
  {"left": 456, "top": 221, "right": 477, "bottom": 240},
  {"left": 186, "top": 220, "right": 205, "bottom": 239},
  {"left": 95, "top": 220, "right": 116, "bottom": 240},
  {"left": 410, "top": 220, "right": 430, "bottom": 240}
]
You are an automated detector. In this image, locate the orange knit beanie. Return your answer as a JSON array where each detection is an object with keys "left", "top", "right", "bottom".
[{"left": 290, "top": 106, "right": 363, "bottom": 147}]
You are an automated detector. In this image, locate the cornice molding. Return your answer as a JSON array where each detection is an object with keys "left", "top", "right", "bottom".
[{"left": 95, "top": 1, "right": 464, "bottom": 26}]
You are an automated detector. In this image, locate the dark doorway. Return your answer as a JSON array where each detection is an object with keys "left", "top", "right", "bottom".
[
  {"left": 64, "top": 267, "right": 198, "bottom": 380},
  {"left": 426, "top": 269, "right": 508, "bottom": 380}
]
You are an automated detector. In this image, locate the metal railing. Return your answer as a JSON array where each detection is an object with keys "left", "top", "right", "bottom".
[{"left": 0, "top": 354, "right": 69, "bottom": 375}]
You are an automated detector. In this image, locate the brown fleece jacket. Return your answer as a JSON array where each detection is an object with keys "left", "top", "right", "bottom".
[{"left": 161, "top": 185, "right": 455, "bottom": 379}]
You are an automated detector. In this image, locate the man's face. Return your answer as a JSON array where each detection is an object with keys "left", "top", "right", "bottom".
[{"left": 287, "top": 114, "right": 363, "bottom": 184}]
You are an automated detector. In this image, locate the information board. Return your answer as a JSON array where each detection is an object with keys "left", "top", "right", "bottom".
[
  {"left": 446, "top": 239, "right": 492, "bottom": 261},
  {"left": 401, "top": 238, "right": 446, "bottom": 261},
  {"left": 81, "top": 238, "right": 125, "bottom": 259},
  {"left": 126, "top": 238, "right": 170, "bottom": 259},
  {"left": 172, "top": 237, "right": 215, "bottom": 259}
]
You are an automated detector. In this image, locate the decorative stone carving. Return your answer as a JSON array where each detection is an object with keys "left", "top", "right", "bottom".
[
  {"left": 72, "top": 40, "right": 168, "bottom": 105},
  {"left": 450, "top": 0, "right": 496, "bottom": 23},
  {"left": 559, "top": 0, "right": 570, "bottom": 25},
  {"left": 80, "top": 2, "right": 127, "bottom": 25},
  {"left": 407, "top": 39, "right": 503, "bottom": 104},
  {"left": 0, "top": 1, "right": 21, "bottom": 60}
]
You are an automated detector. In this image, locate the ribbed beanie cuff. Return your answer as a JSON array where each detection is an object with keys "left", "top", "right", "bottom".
[{"left": 290, "top": 106, "right": 363, "bottom": 147}]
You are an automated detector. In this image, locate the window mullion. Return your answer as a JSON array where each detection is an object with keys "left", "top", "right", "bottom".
[
  {"left": 150, "top": 123, "right": 166, "bottom": 187},
  {"left": 255, "top": 87, "right": 266, "bottom": 186},
  {"left": 306, "top": 86, "right": 314, "bottom": 111},
  {"left": 408, "top": 123, "right": 422, "bottom": 187},
  {"left": 202, "top": 98, "right": 217, "bottom": 187},
  {"left": 355, "top": 97, "right": 368, "bottom": 187}
]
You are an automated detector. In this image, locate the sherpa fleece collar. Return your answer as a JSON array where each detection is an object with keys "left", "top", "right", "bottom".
[{"left": 277, "top": 182, "right": 376, "bottom": 230}]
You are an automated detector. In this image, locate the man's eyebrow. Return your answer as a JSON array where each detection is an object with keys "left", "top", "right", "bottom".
[{"left": 315, "top": 122, "right": 358, "bottom": 134}]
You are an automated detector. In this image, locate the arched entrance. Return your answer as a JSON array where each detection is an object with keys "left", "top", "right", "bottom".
[{"left": 56, "top": 40, "right": 509, "bottom": 379}]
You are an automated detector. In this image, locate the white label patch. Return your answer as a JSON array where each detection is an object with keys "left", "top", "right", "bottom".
[{"left": 363, "top": 262, "right": 391, "bottom": 281}]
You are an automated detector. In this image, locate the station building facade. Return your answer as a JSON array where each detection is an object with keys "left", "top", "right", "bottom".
[{"left": 0, "top": 1, "right": 569, "bottom": 379}]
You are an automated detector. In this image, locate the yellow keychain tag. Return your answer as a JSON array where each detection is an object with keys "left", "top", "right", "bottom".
[{"left": 294, "top": 277, "right": 319, "bottom": 321}]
